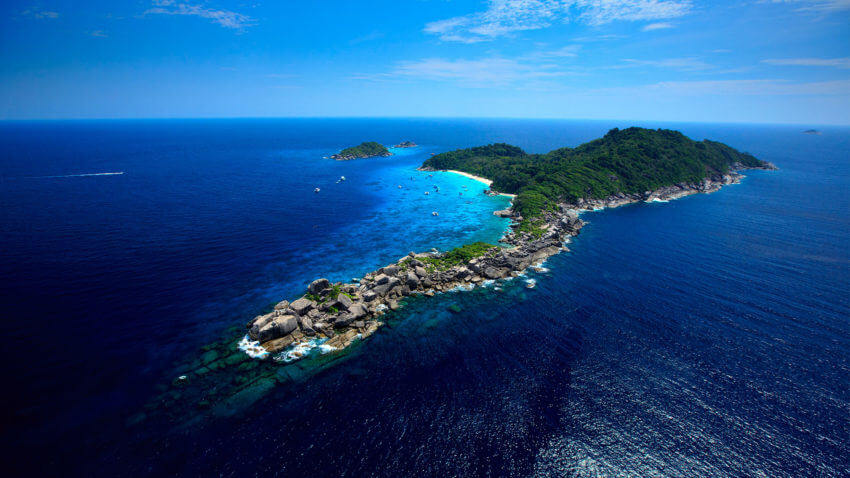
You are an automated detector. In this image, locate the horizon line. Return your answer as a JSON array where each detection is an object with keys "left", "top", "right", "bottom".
[{"left": 0, "top": 115, "right": 846, "bottom": 127}]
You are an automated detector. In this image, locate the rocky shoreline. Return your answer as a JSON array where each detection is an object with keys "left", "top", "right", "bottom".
[
  {"left": 242, "top": 164, "right": 774, "bottom": 360},
  {"left": 330, "top": 151, "right": 393, "bottom": 161}
]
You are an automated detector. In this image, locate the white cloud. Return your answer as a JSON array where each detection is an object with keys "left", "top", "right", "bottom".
[
  {"left": 145, "top": 1, "right": 254, "bottom": 29},
  {"left": 762, "top": 57, "right": 850, "bottom": 68},
  {"left": 425, "top": 0, "right": 692, "bottom": 42},
  {"left": 22, "top": 8, "right": 59, "bottom": 19},
  {"left": 572, "top": 33, "right": 626, "bottom": 42},
  {"left": 617, "top": 57, "right": 712, "bottom": 70},
  {"left": 530, "top": 44, "right": 582, "bottom": 58},
  {"left": 767, "top": 0, "right": 850, "bottom": 11},
  {"left": 596, "top": 79, "right": 850, "bottom": 96},
  {"left": 356, "top": 57, "right": 569, "bottom": 87},
  {"left": 642, "top": 22, "right": 674, "bottom": 31}
]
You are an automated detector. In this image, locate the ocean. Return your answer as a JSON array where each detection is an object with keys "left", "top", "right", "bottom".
[{"left": 0, "top": 119, "right": 847, "bottom": 476}]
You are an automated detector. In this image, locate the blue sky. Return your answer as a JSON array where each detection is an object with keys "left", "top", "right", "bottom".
[{"left": 1, "top": 0, "right": 848, "bottom": 123}]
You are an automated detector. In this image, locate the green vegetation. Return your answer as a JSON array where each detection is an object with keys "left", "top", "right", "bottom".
[
  {"left": 334, "top": 141, "right": 391, "bottom": 159},
  {"left": 515, "top": 218, "right": 547, "bottom": 239},
  {"left": 305, "top": 284, "right": 348, "bottom": 304},
  {"left": 418, "top": 242, "right": 497, "bottom": 271},
  {"left": 422, "top": 127, "right": 767, "bottom": 219}
]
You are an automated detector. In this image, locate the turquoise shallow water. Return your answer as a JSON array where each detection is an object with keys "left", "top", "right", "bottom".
[{"left": 0, "top": 119, "right": 848, "bottom": 476}]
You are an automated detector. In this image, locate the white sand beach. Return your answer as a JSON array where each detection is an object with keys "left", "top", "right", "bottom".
[{"left": 447, "top": 170, "right": 516, "bottom": 198}]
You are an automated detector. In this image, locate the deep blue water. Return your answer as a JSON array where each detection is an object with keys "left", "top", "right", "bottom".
[{"left": 1, "top": 119, "right": 848, "bottom": 476}]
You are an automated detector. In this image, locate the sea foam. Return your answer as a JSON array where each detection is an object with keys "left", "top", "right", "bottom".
[
  {"left": 274, "top": 337, "right": 330, "bottom": 363},
  {"left": 238, "top": 335, "right": 269, "bottom": 359}
]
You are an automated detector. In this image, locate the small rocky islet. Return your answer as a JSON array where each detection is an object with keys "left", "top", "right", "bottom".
[{"left": 330, "top": 141, "right": 393, "bottom": 160}]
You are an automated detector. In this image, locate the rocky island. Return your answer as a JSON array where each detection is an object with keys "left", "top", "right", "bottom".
[
  {"left": 393, "top": 140, "right": 418, "bottom": 148},
  {"left": 331, "top": 142, "right": 392, "bottom": 160},
  {"left": 243, "top": 128, "right": 776, "bottom": 360}
]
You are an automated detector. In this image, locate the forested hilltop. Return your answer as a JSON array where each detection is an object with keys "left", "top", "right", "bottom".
[{"left": 422, "top": 127, "right": 771, "bottom": 218}]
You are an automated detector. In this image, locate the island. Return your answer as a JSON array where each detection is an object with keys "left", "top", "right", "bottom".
[
  {"left": 243, "top": 128, "right": 776, "bottom": 359},
  {"left": 393, "top": 141, "right": 418, "bottom": 148},
  {"left": 803, "top": 129, "right": 822, "bottom": 135},
  {"left": 331, "top": 142, "right": 392, "bottom": 160}
]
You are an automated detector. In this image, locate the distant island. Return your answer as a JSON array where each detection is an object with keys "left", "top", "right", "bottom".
[
  {"left": 241, "top": 127, "right": 776, "bottom": 359},
  {"left": 331, "top": 142, "right": 392, "bottom": 160},
  {"left": 393, "top": 141, "right": 418, "bottom": 148},
  {"left": 803, "top": 129, "right": 822, "bottom": 135}
]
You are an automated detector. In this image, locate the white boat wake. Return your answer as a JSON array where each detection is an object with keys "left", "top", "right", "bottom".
[{"left": 22, "top": 172, "right": 125, "bottom": 179}]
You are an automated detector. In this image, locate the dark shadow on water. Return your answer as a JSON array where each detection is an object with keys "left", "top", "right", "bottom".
[{"left": 86, "top": 282, "right": 589, "bottom": 477}]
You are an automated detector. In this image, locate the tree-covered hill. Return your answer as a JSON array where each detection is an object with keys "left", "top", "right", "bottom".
[
  {"left": 422, "top": 127, "right": 769, "bottom": 218},
  {"left": 332, "top": 142, "right": 392, "bottom": 160}
]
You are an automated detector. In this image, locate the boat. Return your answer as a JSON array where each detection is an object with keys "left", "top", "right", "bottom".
[
  {"left": 314, "top": 188, "right": 320, "bottom": 193},
  {"left": 340, "top": 176, "right": 346, "bottom": 181},
  {"left": 424, "top": 192, "right": 429, "bottom": 195},
  {"left": 432, "top": 211, "right": 439, "bottom": 216},
  {"left": 398, "top": 185, "right": 403, "bottom": 189}
]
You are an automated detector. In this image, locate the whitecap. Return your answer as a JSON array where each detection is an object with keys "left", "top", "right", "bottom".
[
  {"left": 525, "top": 278, "right": 537, "bottom": 289},
  {"left": 449, "top": 283, "right": 475, "bottom": 292},
  {"left": 238, "top": 335, "right": 269, "bottom": 360},
  {"left": 273, "top": 337, "right": 329, "bottom": 363}
]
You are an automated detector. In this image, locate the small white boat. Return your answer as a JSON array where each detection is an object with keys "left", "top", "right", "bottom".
[
  {"left": 340, "top": 176, "right": 346, "bottom": 181},
  {"left": 398, "top": 185, "right": 402, "bottom": 188},
  {"left": 314, "top": 188, "right": 320, "bottom": 193},
  {"left": 424, "top": 191, "right": 429, "bottom": 195},
  {"left": 432, "top": 211, "right": 439, "bottom": 216}
]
